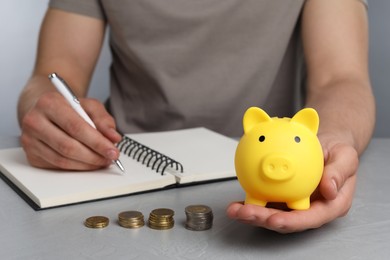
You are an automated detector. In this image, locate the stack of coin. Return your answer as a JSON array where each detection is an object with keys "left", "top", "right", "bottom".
[
  {"left": 148, "top": 208, "right": 175, "bottom": 230},
  {"left": 84, "top": 216, "right": 109, "bottom": 229},
  {"left": 118, "top": 211, "right": 145, "bottom": 228},
  {"left": 185, "top": 205, "right": 213, "bottom": 231}
]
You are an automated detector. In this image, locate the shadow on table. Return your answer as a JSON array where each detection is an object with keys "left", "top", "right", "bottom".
[{"left": 216, "top": 220, "right": 338, "bottom": 253}]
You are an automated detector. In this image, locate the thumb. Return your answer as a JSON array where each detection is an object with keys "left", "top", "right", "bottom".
[{"left": 319, "top": 143, "right": 359, "bottom": 200}]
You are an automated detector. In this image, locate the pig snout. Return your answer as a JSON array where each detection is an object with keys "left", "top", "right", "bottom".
[{"left": 261, "top": 153, "right": 295, "bottom": 182}]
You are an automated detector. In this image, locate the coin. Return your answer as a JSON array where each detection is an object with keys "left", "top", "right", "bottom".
[
  {"left": 118, "top": 210, "right": 145, "bottom": 228},
  {"left": 84, "top": 216, "right": 109, "bottom": 229},
  {"left": 148, "top": 208, "right": 175, "bottom": 230},
  {"left": 185, "top": 205, "right": 213, "bottom": 231}
]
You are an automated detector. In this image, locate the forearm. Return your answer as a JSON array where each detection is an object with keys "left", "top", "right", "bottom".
[
  {"left": 305, "top": 78, "right": 375, "bottom": 155},
  {"left": 301, "top": 0, "right": 374, "bottom": 155},
  {"left": 18, "top": 9, "right": 106, "bottom": 128}
]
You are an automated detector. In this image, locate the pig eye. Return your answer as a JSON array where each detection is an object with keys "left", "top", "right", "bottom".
[
  {"left": 295, "top": 136, "right": 301, "bottom": 143},
  {"left": 259, "top": 135, "right": 265, "bottom": 142}
]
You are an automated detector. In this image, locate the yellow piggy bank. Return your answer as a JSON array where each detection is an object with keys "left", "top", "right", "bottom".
[{"left": 235, "top": 107, "right": 324, "bottom": 210}]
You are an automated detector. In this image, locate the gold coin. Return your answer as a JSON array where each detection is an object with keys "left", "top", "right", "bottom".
[
  {"left": 150, "top": 208, "right": 174, "bottom": 217},
  {"left": 84, "top": 216, "right": 109, "bottom": 229},
  {"left": 118, "top": 211, "right": 145, "bottom": 228},
  {"left": 118, "top": 210, "right": 144, "bottom": 220},
  {"left": 148, "top": 224, "right": 174, "bottom": 230},
  {"left": 148, "top": 208, "right": 175, "bottom": 230}
]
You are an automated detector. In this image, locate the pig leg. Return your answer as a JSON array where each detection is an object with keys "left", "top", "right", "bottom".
[
  {"left": 287, "top": 197, "right": 310, "bottom": 210},
  {"left": 245, "top": 195, "right": 267, "bottom": 207}
]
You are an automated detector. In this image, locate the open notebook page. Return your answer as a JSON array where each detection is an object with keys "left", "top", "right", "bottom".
[
  {"left": 125, "top": 127, "right": 238, "bottom": 184},
  {"left": 0, "top": 148, "right": 176, "bottom": 209}
]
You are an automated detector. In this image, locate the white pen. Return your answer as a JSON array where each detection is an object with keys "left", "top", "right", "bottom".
[{"left": 48, "top": 72, "right": 125, "bottom": 173}]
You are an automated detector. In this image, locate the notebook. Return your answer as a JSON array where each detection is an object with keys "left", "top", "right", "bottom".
[{"left": 0, "top": 127, "right": 238, "bottom": 210}]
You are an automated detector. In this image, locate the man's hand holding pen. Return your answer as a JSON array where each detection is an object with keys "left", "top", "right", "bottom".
[{"left": 20, "top": 74, "right": 124, "bottom": 172}]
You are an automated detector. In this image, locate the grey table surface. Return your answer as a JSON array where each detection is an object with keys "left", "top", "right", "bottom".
[{"left": 0, "top": 137, "right": 389, "bottom": 260}]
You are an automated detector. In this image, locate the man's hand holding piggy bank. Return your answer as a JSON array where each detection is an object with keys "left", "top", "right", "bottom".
[{"left": 235, "top": 107, "right": 324, "bottom": 210}]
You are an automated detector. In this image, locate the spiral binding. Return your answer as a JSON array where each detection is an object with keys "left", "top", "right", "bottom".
[{"left": 117, "top": 136, "right": 184, "bottom": 175}]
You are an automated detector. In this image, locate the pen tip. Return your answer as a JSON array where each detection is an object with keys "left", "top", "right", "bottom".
[{"left": 115, "top": 159, "right": 125, "bottom": 173}]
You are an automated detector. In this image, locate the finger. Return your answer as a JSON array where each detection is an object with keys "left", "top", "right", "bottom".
[
  {"left": 226, "top": 202, "right": 284, "bottom": 226},
  {"left": 265, "top": 175, "right": 356, "bottom": 233},
  {"left": 21, "top": 121, "right": 110, "bottom": 170},
  {"left": 21, "top": 135, "right": 58, "bottom": 169},
  {"left": 22, "top": 97, "right": 112, "bottom": 168},
  {"left": 226, "top": 175, "right": 356, "bottom": 233},
  {"left": 42, "top": 95, "right": 121, "bottom": 162},
  {"left": 319, "top": 144, "right": 359, "bottom": 200},
  {"left": 41, "top": 117, "right": 113, "bottom": 167},
  {"left": 23, "top": 136, "right": 109, "bottom": 170},
  {"left": 82, "top": 98, "right": 122, "bottom": 143}
]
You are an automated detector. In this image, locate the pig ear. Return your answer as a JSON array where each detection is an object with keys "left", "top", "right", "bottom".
[
  {"left": 243, "top": 107, "right": 272, "bottom": 134},
  {"left": 291, "top": 108, "right": 319, "bottom": 134}
]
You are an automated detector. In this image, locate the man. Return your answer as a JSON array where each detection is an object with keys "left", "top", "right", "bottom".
[{"left": 18, "top": 0, "right": 375, "bottom": 233}]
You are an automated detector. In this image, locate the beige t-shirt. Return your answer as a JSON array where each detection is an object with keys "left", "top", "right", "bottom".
[{"left": 49, "top": 0, "right": 306, "bottom": 137}]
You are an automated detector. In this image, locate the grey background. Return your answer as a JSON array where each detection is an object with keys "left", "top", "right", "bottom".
[{"left": 0, "top": 0, "right": 388, "bottom": 137}]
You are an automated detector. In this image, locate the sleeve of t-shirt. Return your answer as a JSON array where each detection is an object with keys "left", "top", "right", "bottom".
[{"left": 49, "top": 0, "right": 106, "bottom": 20}]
